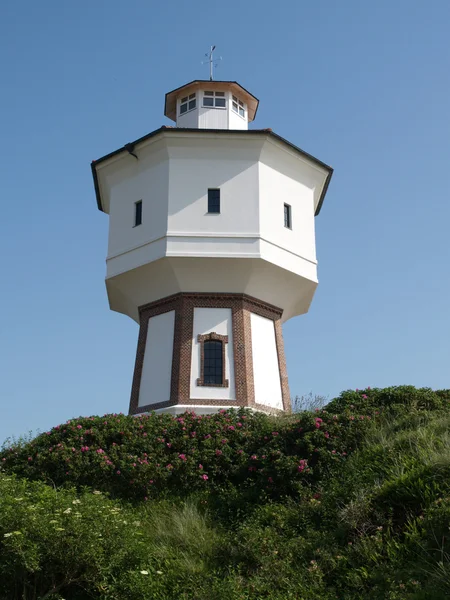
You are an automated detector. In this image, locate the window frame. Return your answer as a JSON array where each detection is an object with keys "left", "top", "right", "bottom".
[
  {"left": 232, "top": 95, "right": 246, "bottom": 118},
  {"left": 284, "top": 203, "right": 292, "bottom": 229},
  {"left": 134, "top": 200, "right": 142, "bottom": 227},
  {"left": 207, "top": 188, "right": 221, "bottom": 214},
  {"left": 196, "top": 332, "right": 229, "bottom": 388},
  {"left": 203, "top": 90, "right": 227, "bottom": 109},
  {"left": 179, "top": 92, "right": 197, "bottom": 116}
]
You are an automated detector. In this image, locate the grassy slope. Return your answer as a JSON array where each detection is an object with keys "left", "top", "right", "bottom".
[{"left": 1, "top": 386, "right": 450, "bottom": 600}]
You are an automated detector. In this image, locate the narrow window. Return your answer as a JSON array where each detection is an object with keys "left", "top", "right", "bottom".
[
  {"left": 284, "top": 203, "right": 292, "bottom": 229},
  {"left": 203, "top": 340, "right": 223, "bottom": 385},
  {"left": 197, "top": 332, "right": 229, "bottom": 388},
  {"left": 134, "top": 200, "right": 142, "bottom": 226},
  {"left": 208, "top": 189, "right": 220, "bottom": 214}
]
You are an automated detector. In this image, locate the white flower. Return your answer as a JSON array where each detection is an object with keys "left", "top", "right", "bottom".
[
  {"left": 156, "top": 571, "right": 163, "bottom": 575},
  {"left": 72, "top": 499, "right": 81, "bottom": 505},
  {"left": 93, "top": 490, "right": 102, "bottom": 495},
  {"left": 140, "top": 570, "right": 149, "bottom": 575},
  {"left": 63, "top": 508, "right": 72, "bottom": 514},
  {"left": 3, "top": 533, "right": 12, "bottom": 538}
]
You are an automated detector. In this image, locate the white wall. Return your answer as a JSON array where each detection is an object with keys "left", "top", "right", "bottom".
[
  {"left": 250, "top": 313, "right": 283, "bottom": 409},
  {"left": 190, "top": 308, "right": 235, "bottom": 400},
  {"left": 138, "top": 310, "right": 175, "bottom": 406},
  {"left": 107, "top": 153, "right": 169, "bottom": 260},
  {"left": 168, "top": 153, "right": 259, "bottom": 236},
  {"left": 259, "top": 161, "right": 317, "bottom": 264}
]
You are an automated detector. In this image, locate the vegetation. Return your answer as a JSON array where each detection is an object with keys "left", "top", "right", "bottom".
[{"left": 1, "top": 385, "right": 450, "bottom": 599}]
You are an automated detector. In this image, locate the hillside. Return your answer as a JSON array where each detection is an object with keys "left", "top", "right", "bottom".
[{"left": 1, "top": 386, "right": 450, "bottom": 600}]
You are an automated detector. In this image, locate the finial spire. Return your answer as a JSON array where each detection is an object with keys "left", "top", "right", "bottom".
[{"left": 202, "top": 45, "right": 222, "bottom": 81}]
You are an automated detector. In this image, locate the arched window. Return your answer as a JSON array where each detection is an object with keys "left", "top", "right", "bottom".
[{"left": 197, "top": 332, "right": 229, "bottom": 388}]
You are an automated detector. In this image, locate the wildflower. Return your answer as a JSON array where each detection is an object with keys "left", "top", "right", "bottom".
[
  {"left": 198, "top": 464, "right": 203, "bottom": 470},
  {"left": 93, "top": 490, "right": 102, "bottom": 495},
  {"left": 166, "top": 443, "right": 172, "bottom": 448},
  {"left": 156, "top": 570, "right": 163, "bottom": 575},
  {"left": 140, "top": 570, "right": 149, "bottom": 575},
  {"left": 268, "top": 477, "right": 274, "bottom": 483},
  {"left": 63, "top": 508, "right": 72, "bottom": 514},
  {"left": 362, "top": 394, "right": 368, "bottom": 399},
  {"left": 3, "top": 533, "right": 13, "bottom": 538},
  {"left": 215, "top": 449, "right": 222, "bottom": 456},
  {"left": 116, "top": 470, "right": 121, "bottom": 475},
  {"left": 72, "top": 499, "right": 81, "bottom": 505},
  {"left": 204, "top": 434, "right": 211, "bottom": 439},
  {"left": 324, "top": 431, "right": 330, "bottom": 438},
  {"left": 201, "top": 474, "right": 208, "bottom": 480},
  {"left": 331, "top": 450, "right": 336, "bottom": 454},
  {"left": 236, "top": 422, "right": 242, "bottom": 427},
  {"left": 221, "top": 439, "right": 228, "bottom": 444},
  {"left": 250, "top": 454, "right": 257, "bottom": 460},
  {"left": 272, "top": 432, "right": 279, "bottom": 436},
  {"left": 77, "top": 425, "right": 82, "bottom": 429},
  {"left": 178, "top": 454, "right": 186, "bottom": 461}
]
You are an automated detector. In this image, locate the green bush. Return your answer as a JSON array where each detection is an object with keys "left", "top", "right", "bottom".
[{"left": 1, "top": 386, "right": 450, "bottom": 599}]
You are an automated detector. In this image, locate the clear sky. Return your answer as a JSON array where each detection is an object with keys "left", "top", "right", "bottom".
[{"left": 1, "top": 1, "right": 449, "bottom": 444}]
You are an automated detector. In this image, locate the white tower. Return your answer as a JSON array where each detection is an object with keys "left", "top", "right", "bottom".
[{"left": 91, "top": 78, "right": 332, "bottom": 415}]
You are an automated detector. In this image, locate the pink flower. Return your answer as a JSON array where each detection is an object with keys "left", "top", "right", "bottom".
[
  {"left": 166, "top": 443, "right": 172, "bottom": 448},
  {"left": 237, "top": 422, "right": 242, "bottom": 428},
  {"left": 28, "top": 457, "right": 32, "bottom": 461},
  {"left": 198, "top": 464, "right": 203, "bottom": 470},
  {"left": 324, "top": 431, "right": 330, "bottom": 438},
  {"left": 331, "top": 450, "right": 336, "bottom": 454},
  {"left": 362, "top": 394, "right": 368, "bottom": 399},
  {"left": 178, "top": 454, "right": 186, "bottom": 461},
  {"left": 190, "top": 432, "right": 196, "bottom": 437},
  {"left": 77, "top": 425, "right": 82, "bottom": 429},
  {"left": 221, "top": 439, "right": 228, "bottom": 444},
  {"left": 248, "top": 466, "right": 257, "bottom": 472},
  {"left": 250, "top": 454, "right": 257, "bottom": 460},
  {"left": 268, "top": 477, "right": 274, "bottom": 483},
  {"left": 215, "top": 449, "right": 222, "bottom": 456},
  {"left": 228, "top": 426, "right": 235, "bottom": 431},
  {"left": 202, "top": 474, "right": 208, "bottom": 480},
  {"left": 272, "top": 432, "right": 279, "bottom": 436},
  {"left": 298, "top": 459, "right": 308, "bottom": 472},
  {"left": 116, "top": 470, "right": 121, "bottom": 475},
  {"left": 166, "top": 464, "right": 173, "bottom": 470},
  {"left": 204, "top": 434, "right": 211, "bottom": 439},
  {"left": 237, "top": 449, "right": 243, "bottom": 454}
]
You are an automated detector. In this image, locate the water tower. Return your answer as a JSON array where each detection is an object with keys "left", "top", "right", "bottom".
[{"left": 91, "top": 72, "right": 332, "bottom": 415}]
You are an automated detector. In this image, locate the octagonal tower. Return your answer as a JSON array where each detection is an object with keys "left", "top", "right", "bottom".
[{"left": 91, "top": 78, "right": 333, "bottom": 415}]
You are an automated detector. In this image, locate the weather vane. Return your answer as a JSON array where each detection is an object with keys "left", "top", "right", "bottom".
[{"left": 201, "top": 45, "right": 222, "bottom": 81}]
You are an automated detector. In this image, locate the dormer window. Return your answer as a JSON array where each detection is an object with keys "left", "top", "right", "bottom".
[
  {"left": 232, "top": 96, "right": 245, "bottom": 118},
  {"left": 179, "top": 93, "right": 196, "bottom": 115},
  {"left": 203, "top": 91, "right": 226, "bottom": 108}
]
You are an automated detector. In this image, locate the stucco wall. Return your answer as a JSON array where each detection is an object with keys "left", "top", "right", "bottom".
[
  {"left": 259, "top": 161, "right": 316, "bottom": 264},
  {"left": 168, "top": 155, "right": 259, "bottom": 235},
  {"left": 250, "top": 313, "right": 283, "bottom": 409},
  {"left": 190, "top": 307, "right": 235, "bottom": 400},
  {"left": 138, "top": 310, "right": 175, "bottom": 406},
  {"left": 107, "top": 157, "right": 169, "bottom": 260}
]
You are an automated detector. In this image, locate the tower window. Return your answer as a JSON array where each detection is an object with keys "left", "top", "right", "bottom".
[
  {"left": 197, "top": 332, "right": 229, "bottom": 387},
  {"left": 134, "top": 200, "right": 142, "bottom": 227},
  {"left": 203, "top": 91, "right": 226, "bottom": 108},
  {"left": 284, "top": 203, "right": 292, "bottom": 229},
  {"left": 232, "top": 95, "right": 245, "bottom": 118},
  {"left": 179, "top": 93, "right": 196, "bottom": 115},
  {"left": 208, "top": 189, "right": 220, "bottom": 214}
]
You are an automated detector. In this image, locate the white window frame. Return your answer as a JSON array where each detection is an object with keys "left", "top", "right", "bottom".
[
  {"left": 202, "top": 91, "right": 226, "bottom": 109},
  {"left": 232, "top": 95, "right": 246, "bottom": 118},
  {"left": 179, "top": 93, "right": 197, "bottom": 116}
]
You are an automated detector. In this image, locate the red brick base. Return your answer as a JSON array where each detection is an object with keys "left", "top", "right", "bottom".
[{"left": 128, "top": 293, "right": 291, "bottom": 415}]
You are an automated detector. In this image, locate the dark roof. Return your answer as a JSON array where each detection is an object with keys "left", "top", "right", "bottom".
[{"left": 91, "top": 127, "right": 333, "bottom": 215}]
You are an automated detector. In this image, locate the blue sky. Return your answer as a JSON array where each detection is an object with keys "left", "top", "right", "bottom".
[{"left": 1, "top": 1, "right": 449, "bottom": 443}]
